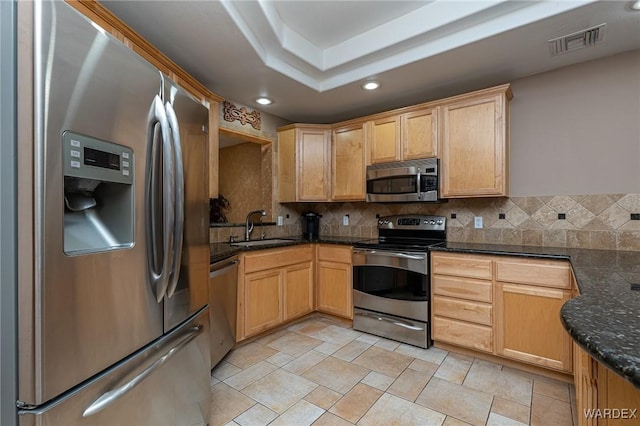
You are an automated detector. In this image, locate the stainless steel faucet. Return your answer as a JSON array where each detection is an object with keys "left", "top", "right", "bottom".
[{"left": 245, "top": 209, "right": 266, "bottom": 241}]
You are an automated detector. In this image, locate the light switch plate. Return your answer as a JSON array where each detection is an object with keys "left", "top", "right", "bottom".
[
  {"left": 277, "top": 216, "right": 283, "bottom": 226},
  {"left": 343, "top": 215, "right": 349, "bottom": 226},
  {"left": 474, "top": 216, "right": 483, "bottom": 229}
]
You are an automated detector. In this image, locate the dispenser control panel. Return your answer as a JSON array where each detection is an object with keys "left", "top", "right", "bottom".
[{"left": 63, "top": 131, "right": 133, "bottom": 184}]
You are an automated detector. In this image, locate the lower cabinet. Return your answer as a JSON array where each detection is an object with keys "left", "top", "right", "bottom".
[
  {"left": 316, "top": 244, "right": 353, "bottom": 319},
  {"left": 431, "top": 252, "right": 574, "bottom": 374},
  {"left": 495, "top": 282, "right": 572, "bottom": 372},
  {"left": 239, "top": 245, "right": 313, "bottom": 340},
  {"left": 574, "top": 342, "right": 640, "bottom": 426},
  {"left": 284, "top": 262, "right": 314, "bottom": 321}
]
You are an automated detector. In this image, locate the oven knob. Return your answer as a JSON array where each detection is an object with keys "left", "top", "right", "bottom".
[
  {"left": 437, "top": 220, "right": 443, "bottom": 225},
  {"left": 429, "top": 220, "right": 436, "bottom": 225}
]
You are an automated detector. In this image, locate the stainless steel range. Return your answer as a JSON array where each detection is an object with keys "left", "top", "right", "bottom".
[{"left": 352, "top": 215, "right": 446, "bottom": 348}]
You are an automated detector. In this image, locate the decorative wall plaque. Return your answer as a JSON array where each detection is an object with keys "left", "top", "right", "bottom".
[{"left": 222, "top": 101, "right": 262, "bottom": 130}]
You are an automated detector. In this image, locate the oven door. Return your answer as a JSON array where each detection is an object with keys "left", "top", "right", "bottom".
[
  {"left": 352, "top": 249, "right": 429, "bottom": 322},
  {"left": 352, "top": 248, "right": 430, "bottom": 346}
]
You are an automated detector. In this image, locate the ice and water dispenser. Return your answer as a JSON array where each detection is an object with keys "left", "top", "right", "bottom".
[{"left": 63, "top": 131, "right": 134, "bottom": 254}]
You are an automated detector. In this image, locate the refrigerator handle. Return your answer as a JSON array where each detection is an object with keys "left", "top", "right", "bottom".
[
  {"left": 82, "top": 324, "right": 203, "bottom": 418},
  {"left": 145, "top": 95, "right": 174, "bottom": 303},
  {"left": 165, "top": 101, "right": 184, "bottom": 299}
]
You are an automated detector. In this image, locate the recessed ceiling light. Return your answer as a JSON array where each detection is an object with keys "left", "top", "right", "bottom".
[
  {"left": 256, "top": 97, "right": 273, "bottom": 105},
  {"left": 362, "top": 81, "right": 380, "bottom": 91},
  {"left": 632, "top": 0, "right": 640, "bottom": 10}
]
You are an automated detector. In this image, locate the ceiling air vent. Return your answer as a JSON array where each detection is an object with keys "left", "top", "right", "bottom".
[{"left": 548, "top": 23, "right": 606, "bottom": 56}]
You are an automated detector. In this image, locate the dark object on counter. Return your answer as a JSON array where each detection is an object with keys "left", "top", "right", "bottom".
[
  {"left": 210, "top": 195, "right": 230, "bottom": 223},
  {"left": 301, "top": 211, "right": 322, "bottom": 241}
]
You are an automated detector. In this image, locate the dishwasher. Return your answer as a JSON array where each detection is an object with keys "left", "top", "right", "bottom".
[{"left": 209, "top": 256, "right": 238, "bottom": 368}]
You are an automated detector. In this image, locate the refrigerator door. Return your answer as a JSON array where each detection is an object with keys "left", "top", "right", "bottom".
[
  {"left": 162, "top": 81, "right": 210, "bottom": 332},
  {"left": 29, "top": 1, "right": 166, "bottom": 404},
  {"left": 19, "top": 308, "right": 210, "bottom": 426}
]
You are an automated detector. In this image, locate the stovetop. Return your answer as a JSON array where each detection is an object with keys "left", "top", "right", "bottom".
[{"left": 353, "top": 214, "right": 447, "bottom": 252}]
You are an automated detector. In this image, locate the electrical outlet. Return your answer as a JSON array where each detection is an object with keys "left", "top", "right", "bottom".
[
  {"left": 277, "top": 216, "right": 283, "bottom": 226},
  {"left": 474, "top": 216, "right": 483, "bottom": 229},
  {"left": 343, "top": 215, "right": 349, "bottom": 226}
]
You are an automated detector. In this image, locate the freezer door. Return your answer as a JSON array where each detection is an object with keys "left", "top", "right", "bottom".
[
  {"left": 162, "top": 81, "right": 210, "bottom": 332},
  {"left": 19, "top": 308, "right": 210, "bottom": 426},
  {"left": 28, "top": 1, "right": 167, "bottom": 404}
]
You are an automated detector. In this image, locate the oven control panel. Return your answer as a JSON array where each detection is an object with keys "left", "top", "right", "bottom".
[{"left": 377, "top": 215, "right": 445, "bottom": 231}]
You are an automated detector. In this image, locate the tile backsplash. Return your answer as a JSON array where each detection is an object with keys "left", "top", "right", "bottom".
[{"left": 211, "top": 193, "right": 640, "bottom": 252}]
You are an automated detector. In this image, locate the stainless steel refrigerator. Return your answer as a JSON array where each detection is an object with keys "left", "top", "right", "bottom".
[{"left": 17, "top": 1, "right": 211, "bottom": 424}]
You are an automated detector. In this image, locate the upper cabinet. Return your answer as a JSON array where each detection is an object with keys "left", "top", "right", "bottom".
[
  {"left": 277, "top": 83, "right": 512, "bottom": 203},
  {"left": 277, "top": 125, "right": 331, "bottom": 202},
  {"left": 332, "top": 123, "right": 367, "bottom": 201},
  {"left": 369, "top": 107, "right": 438, "bottom": 164},
  {"left": 439, "top": 85, "right": 512, "bottom": 198},
  {"left": 370, "top": 116, "right": 401, "bottom": 164}
]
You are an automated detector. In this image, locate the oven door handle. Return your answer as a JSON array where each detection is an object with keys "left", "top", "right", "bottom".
[
  {"left": 355, "top": 312, "right": 425, "bottom": 331},
  {"left": 353, "top": 249, "right": 425, "bottom": 261},
  {"left": 416, "top": 168, "right": 422, "bottom": 200}
]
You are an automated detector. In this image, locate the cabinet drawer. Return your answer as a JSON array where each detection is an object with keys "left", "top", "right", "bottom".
[
  {"left": 496, "top": 258, "right": 571, "bottom": 289},
  {"left": 244, "top": 246, "right": 313, "bottom": 273},
  {"left": 432, "top": 316, "right": 493, "bottom": 353},
  {"left": 433, "top": 296, "right": 492, "bottom": 326},
  {"left": 432, "top": 275, "right": 492, "bottom": 302},
  {"left": 431, "top": 252, "right": 492, "bottom": 280},
  {"left": 317, "top": 244, "right": 352, "bottom": 263}
]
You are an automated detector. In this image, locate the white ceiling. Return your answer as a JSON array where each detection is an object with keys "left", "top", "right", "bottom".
[{"left": 101, "top": 0, "right": 640, "bottom": 124}]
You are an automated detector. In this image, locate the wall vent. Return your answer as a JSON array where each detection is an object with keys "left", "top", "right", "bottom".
[{"left": 548, "top": 23, "right": 606, "bottom": 56}]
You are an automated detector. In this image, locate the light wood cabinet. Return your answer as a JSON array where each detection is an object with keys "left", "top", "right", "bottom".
[
  {"left": 431, "top": 251, "right": 574, "bottom": 374},
  {"left": 431, "top": 252, "right": 494, "bottom": 353},
  {"left": 495, "top": 257, "right": 573, "bottom": 373},
  {"left": 277, "top": 125, "right": 331, "bottom": 202},
  {"left": 369, "top": 116, "right": 401, "bottom": 164},
  {"left": 316, "top": 245, "right": 353, "bottom": 319},
  {"left": 574, "top": 342, "right": 640, "bottom": 426},
  {"left": 332, "top": 123, "right": 366, "bottom": 201},
  {"left": 239, "top": 245, "right": 313, "bottom": 340},
  {"left": 244, "top": 269, "right": 283, "bottom": 337},
  {"left": 440, "top": 84, "right": 512, "bottom": 198},
  {"left": 368, "top": 107, "right": 438, "bottom": 165},
  {"left": 402, "top": 107, "right": 438, "bottom": 160},
  {"left": 284, "top": 262, "right": 314, "bottom": 321},
  {"left": 495, "top": 282, "right": 572, "bottom": 372}
]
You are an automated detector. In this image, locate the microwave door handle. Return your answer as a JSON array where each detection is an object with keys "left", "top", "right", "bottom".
[{"left": 416, "top": 168, "right": 422, "bottom": 200}]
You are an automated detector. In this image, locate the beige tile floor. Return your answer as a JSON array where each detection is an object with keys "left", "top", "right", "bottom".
[{"left": 210, "top": 315, "right": 576, "bottom": 426}]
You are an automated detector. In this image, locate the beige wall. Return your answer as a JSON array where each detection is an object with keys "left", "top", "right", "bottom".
[
  {"left": 218, "top": 143, "right": 272, "bottom": 223},
  {"left": 510, "top": 49, "right": 640, "bottom": 197}
]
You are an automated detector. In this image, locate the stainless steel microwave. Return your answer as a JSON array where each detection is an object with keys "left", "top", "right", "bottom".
[{"left": 366, "top": 158, "right": 439, "bottom": 202}]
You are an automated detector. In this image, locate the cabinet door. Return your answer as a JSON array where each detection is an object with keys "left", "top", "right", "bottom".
[
  {"left": 440, "top": 92, "right": 508, "bottom": 197},
  {"left": 332, "top": 124, "right": 366, "bottom": 201},
  {"left": 244, "top": 269, "right": 283, "bottom": 337},
  {"left": 495, "top": 283, "right": 572, "bottom": 372},
  {"left": 316, "top": 260, "right": 352, "bottom": 319},
  {"left": 597, "top": 363, "right": 640, "bottom": 426},
  {"left": 574, "top": 343, "right": 597, "bottom": 426},
  {"left": 401, "top": 107, "right": 438, "bottom": 160},
  {"left": 277, "top": 128, "right": 297, "bottom": 202},
  {"left": 298, "top": 128, "right": 330, "bottom": 201},
  {"left": 284, "top": 261, "right": 314, "bottom": 321},
  {"left": 369, "top": 116, "right": 400, "bottom": 164}
]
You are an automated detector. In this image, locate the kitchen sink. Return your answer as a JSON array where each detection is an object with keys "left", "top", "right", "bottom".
[{"left": 230, "top": 238, "right": 298, "bottom": 248}]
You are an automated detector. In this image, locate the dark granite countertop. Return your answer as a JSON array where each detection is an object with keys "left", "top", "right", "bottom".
[
  {"left": 209, "top": 235, "right": 363, "bottom": 264},
  {"left": 431, "top": 242, "right": 640, "bottom": 390}
]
